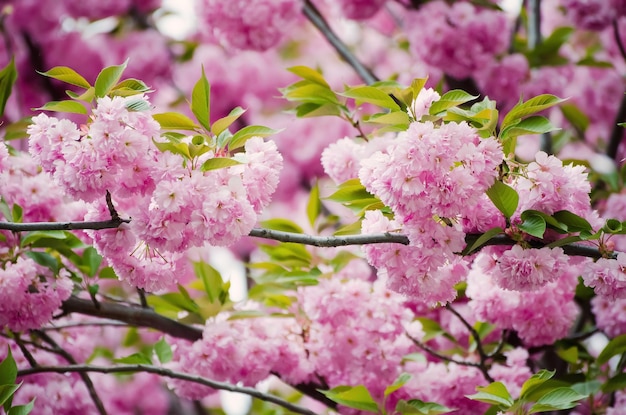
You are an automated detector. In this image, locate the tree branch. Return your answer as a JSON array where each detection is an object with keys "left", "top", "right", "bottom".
[
  {"left": 61, "top": 296, "right": 203, "bottom": 342},
  {"left": 17, "top": 364, "right": 321, "bottom": 415},
  {"left": 302, "top": 0, "right": 379, "bottom": 85},
  {"left": 0, "top": 219, "right": 615, "bottom": 259}
]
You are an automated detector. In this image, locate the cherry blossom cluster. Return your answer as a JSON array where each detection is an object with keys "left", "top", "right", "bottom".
[
  {"left": 405, "top": 1, "right": 512, "bottom": 79},
  {"left": 196, "top": 0, "right": 302, "bottom": 51},
  {"left": 28, "top": 95, "right": 283, "bottom": 291}
]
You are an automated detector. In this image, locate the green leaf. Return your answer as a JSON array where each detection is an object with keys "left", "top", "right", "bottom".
[
  {"left": 560, "top": 103, "right": 589, "bottom": 133},
  {"left": 598, "top": 334, "right": 626, "bottom": 365},
  {"left": 520, "top": 370, "right": 556, "bottom": 400},
  {"left": 365, "top": 111, "right": 411, "bottom": 126},
  {"left": 34, "top": 100, "right": 87, "bottom": 115},
  {"left": 211, "top": 106, "right": 246, "bottom": 137},
  {"left": 284, "top": 83, "right": 340, "bottom": 105},
  {"left": 287, "top": 66, "right": 330, "bottom": 87},
  {"left": 341, "top": 86, "right": 401, "bottom": 110},
  {"left": 0, "top": 383, "right": 21, "bottom": 408},
  {"left": 319, "top": 385, "right": 379, "bottom": 413},
  {"left": 11, "top": 204, "right": 22, "bottom": 223},
  {"left": 486, "top": 181, "right": 519, "bottom": 219},
  {"left": 502, "top": 94, "right": 566, "bottom": 131},
  {"left": 552, "top": 210, "right": 592, "bottom": 233},
  {"left": 113, "top": 352, "right": 152, "bottom": 365},
  {"left": 94, "top": 60, "right": 128, "bottom": 97},
  {"left": 154, "top": 338, "right": 172, "bottom": 364},
  {"left": 3, "top": 118, "right": 32, "bottom": 141},
  {"left": 24, "top": 251, "right": 60, "bottom": 274},
  {"left": 37, "top": 66, "right": 90, "bottom": 89},
  {"left": 334, "top": 219, "right": 364, "bottom": 236},
  {"left": 295, "top": 102, "right": 342, "bottom": 118},
  {"left": 82, "top": 246, "right": 103, "bottom": 278},
  {"left": 466, "top": 382, "right": 514, "bottom": 407},
  {"left": 125, "top": 98, "right": 151, "bottom": 112},
  {"left": 603, "top": 373, "right": 626, "bottom": 393},
  {"left": 414, "top": 317, "right": 447, "bottom": 342},
  {"left": 395, "top": 399, "right": 454, "bottom": 415},
  {"left": 528, "top": 388, "right": 587, "bottom": 413},
  {"left": 153, "top": 112, "right": 200, "bottom": 130},
  {"left": 193, "top": 261, "right": 224, "bottom": 303},
  {"left": 429, "top": 90, "right": 478, "bottom": 115},
  {"left": 228, "top": 126, "right": 281, "bottom": 150},
  {"left": 191, "top": 66, "right": 211, "bottom": 131},
  {"left": 570, "top": 380, "right": 601, "bottom": 396},
  {"left": 0, "top": 348, "right": 17, "bottom": 385},
  {"left": 20, "top": 230, "right": 68, "bottom": 247},
  {"left": 66, "top": 87, "right": 95, "bottom": 102},
  {"left": 152, "top": 139, "right": 191, "bottom": 159},
  {"left": 200, "top": 158, "right": 242, "bottom": 171},
  {"left": 8, "top": 399, "right": 35, "bottom": 415},
  {"left": 500, "top": 115, "right": 560, "bottom": 140},
  {"left": 0, "top": 58, "right": 17, "bottom": 118},
  {"left": 463, "top": 227, "right": 504, "bottom": 255},
  {"left": 556, "top": 346, "right": 578, "bottom": 364},
  {"left": 385, "top": 373, "right": 411, "bottom": 397},
  {"left": 519, "top": 213, "right": 547, "bottom": 238},
  {"left": 111, "top": 78, "right": 151, "bottom": 94},
  {"left": 260, "top": 218, "right": 304, "bottom": 234},
  {"left": 307, "top": 181, "right": 322, "bottom": 228}
]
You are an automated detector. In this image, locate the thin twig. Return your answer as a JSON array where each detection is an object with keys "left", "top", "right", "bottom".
[
  {"left": 407, "top": 333, "right": 483, "bottom": 369},
  {"left": 0, "top": 218, "right": 129, "bottom": 231},
  {"left": 302, "top": 0, "right": 378, "bottom": 85},
  {"left": 487, "top": 330, "right": 508, "bottom": 359},
  {"left": 40, "top": 321, "right": 129, "bottom": 331},
  {"left": 17, "top": 364, "right": 321, "bottom": 415},
  {"left": 444, "top": 304, "right": 495, "bottom": 383},
  {"left": 11, "top": 333, "right": 38, "bottom": 368},
  {"left": 33, "top": 330, "right": 107, "bottom": 415},
  {"left": 137, "top": 288, "right": 148, "bottom": 308}
]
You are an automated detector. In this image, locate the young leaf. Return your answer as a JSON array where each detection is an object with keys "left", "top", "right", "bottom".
[
  {"left": 94, "top": 60, "right": 128, "bottom": 97},
  {"left": 191, "top": 66, "right": 211, "bottom": 131},
  {"left": 486, "top": 181, "right": 519, "bottom": 219},
  {"left": 7, "top": 398, "right": 35, "bottom": 415},
  {"left": 260, "top": 218, "right": 304, "bottom": 234},
  {"left": 500, "top": 116, "right": 560, "bottom": 140},
  {"left": 228, "top": 126, "right": 281, "bottom": 150},
  {"left": 518, "top": 213, "right": 547, "bottom": 238},
  {"left": 0, "top": 58, "right": 17, "bottom": 118},
  {"left": 0, "top": 348, "right": 17, "bottom": 385},
  {"left": 501, "top": 94, "right": 566, "bottom": 131},
  {"left": 211, "top": 106, "right": 246, "bottom": 137},
  {"left": 385, "top": 373, "right": 412, "bottom": 397},
  {"left": 287, "top": 66, "right": 330, "bottom": 87},
  {"left": 153, "top": 112, "right": 200, "bottom": 130},
  {"left": 154, "top": 338, "right": 173, "bottom": 364},
  {"left": 307, "top": 181, "right": 322, "bottom": 228},
  {"left": 193, "top": 261, "right": 224, "bottom": 303},
  {"left": 395, "top": 399, "right": 454, "bottom": 415},
  {"left": 319, "top": 385, "right": 379, "bottom": 413},
  {"left": 519, "top": 370, "right": 556, "bottom": 399},
  {"left": 341, "top": 86, "right": 401, "bottom": 110},
  {"left": 200, "top": 158, "right": 242, "bottom": 172},
  {"left": 113, "top": 352, "right": 152, "bottom": 365},
  {"left": 0, "top": 384, "right": 21, "bottom": 408},
  {"left": 34, "top": 100, "right": 87, "bottom": 115},
  {"left": 466, "top": 382, "right": 514, "bottom": 407},
  {"left": 463, "top": 227, "right": 504, "bottom": 255},
  {"left": 37, "top": 66, "right": 90, "bottom": 89},
  {"left": 528, "top": 388, "right": 587, "bottom": 413},
  {"left": 429, "top": 90, "right": 478, "bottom": 115},
  {"left": 82, "top": 247, "right": 103, "bottom": 278},
  {"left": 598, "top": 334, "right": 626, "bottom": 365}
]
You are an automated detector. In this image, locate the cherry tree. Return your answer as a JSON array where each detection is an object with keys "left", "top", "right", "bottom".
[{"left": 1, "top": 0, "right": 626, "bottom": 414}]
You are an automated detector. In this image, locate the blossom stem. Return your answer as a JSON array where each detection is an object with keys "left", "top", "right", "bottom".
[{"left": 17, "top": 364, "right": 321, "bottom": 415}]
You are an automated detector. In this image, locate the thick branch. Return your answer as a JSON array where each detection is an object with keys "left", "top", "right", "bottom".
[
  {"left": 0, "top": 219, "right": 614, "bottom": 259},
  {"left": 0, "top": 218, "right": 129, "bottom": 231},
  {"left": 302, "top": 0, "right": 378, "bottom": 85},
  {"left": 17, "top": 364, "right": 320, "bottom": 415},
  {"left": 61, "top": 296, "right": 203, "bottom": 342}
]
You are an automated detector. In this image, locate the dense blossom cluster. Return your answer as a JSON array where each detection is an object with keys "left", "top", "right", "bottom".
[
  {"left": 405, "top": 1, "right": 511, "bottom": 79},
  {"left": 28, "top": 96, "right": 283, "bottom": 291},
  {"left": 196, "top": 0, "right": 302, "bottom": 51}
]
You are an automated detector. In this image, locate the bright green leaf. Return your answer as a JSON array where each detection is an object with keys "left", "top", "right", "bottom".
[
  {"left": 528, "top": 388, "right": 587, "bottom": 413},
  {"left": 319, "top": 385, "right": 379, "bottom": 413},
  {"left": 429, "top": 89, "right": 478, "bottom": 115},
  {"left": 385, "top": 373, "right": 411, "bottom": 397},
  {"left": 519, "top": 213, "right": 547, "bottom": 238},
  {"left": 520, "top": 370, "right": 556, "bottom": 399},
  {"left": 193, "top": 261, "right": 223, "bottom": 303},
  {"left": 598, "top": 334, "right": 626, "bottom": 365},
  {"left": 260, "top": 218, "right": 304, "bottom": 234},
  {"left": 37, "top": 66, "right": 90, "bottom": 89},
  {"left": 0, "top": 383, "right": 21, "bottom": 408},
  {"left": 191, "top": 66, "right": 211, "bottom": 131},
  {"left": 83, "top": 246, "right": 103, "bottom": 278},
  {"left": 395, "top": 399, "right": 454, "bottom": 415},
  {"left": 307, "top": 181, "right": 322, "bottom": 228},
  {"left": 200, "top": 157, "right": 242, "bottom": 171},
  {"left": 153, "top": 112, "right": 200, "bottom": 130},
  {"left": 34, "top": 100, "right": 87, "bottom": 115},
  {"left": 486, "top": 181, "right": 519, "bottom": 219},
  {"left": 0, "top": 58, "right": 17, "bottom": 118},
  {"left": 502, "top": 94, "right": 566, "bottom": 131},
  {"left": 463, "top": 227, "right": 504, "bottom": 255},
  {"left": 228, "top": 126, "right": 281, "bottom": 150},
  {"left": 94, "top": 60, "right": 128, "bottom": 97},
  {"left": 154, "top": 338, "right": 173, "bottom": 364},
  {"left": 466, "top": 382, "right": 514, "bottom": 407},
  {"left": 211, "top": 106, "right": 246, "bottom": 137},
  {"left": 113, "top": 352, "right": 152, "bottom": 365},
  {"left": 0, "top": 348, "right": 17, "bottom": 385},
  {"left": 287, "top": 66, "right": 330, "bottom": 87},
  {"left": 341, "top": 86, "right": 401, "bottom": 110}
]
